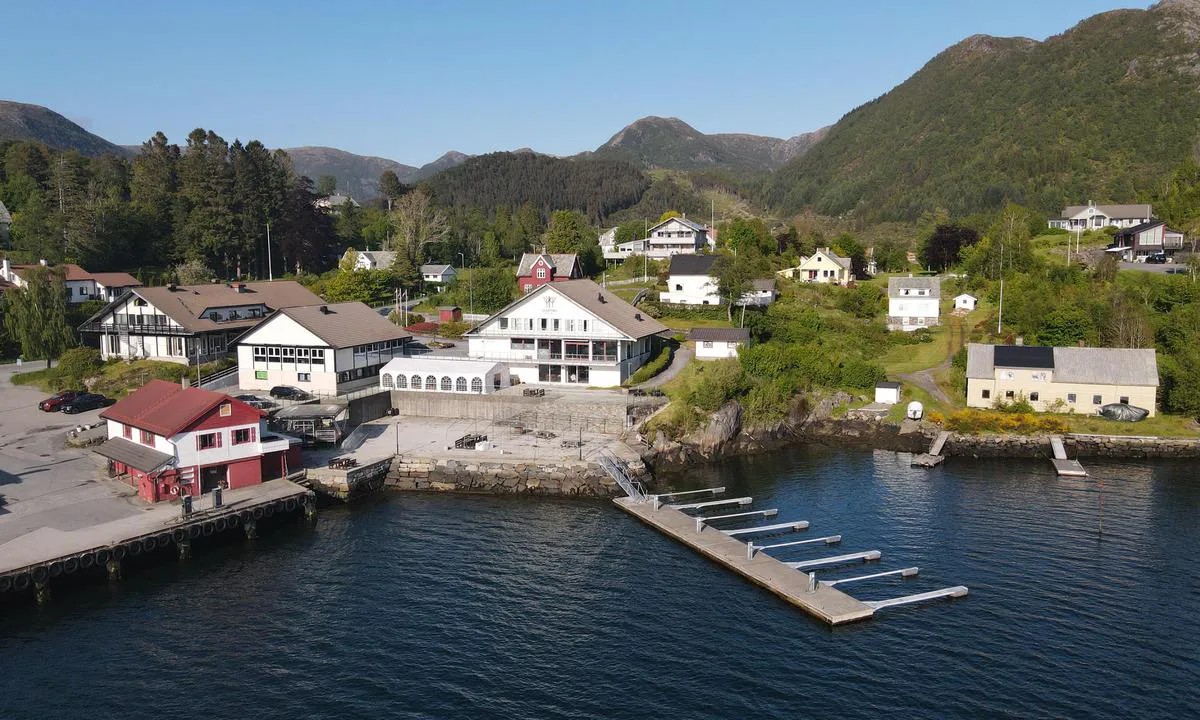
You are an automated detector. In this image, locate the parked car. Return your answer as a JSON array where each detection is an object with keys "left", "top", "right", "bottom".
[
  {"left": 39, "top": 390, "right": 83, "bottom": 412},
  {"left": 269, "top": 386, "right": 309, "bottom": 400},
  {"left": 60, "top": 393, "right": 110, "bottom": 414},
  {"left": 1145, "top": 253, "right": 1168, "bottom": 264}
]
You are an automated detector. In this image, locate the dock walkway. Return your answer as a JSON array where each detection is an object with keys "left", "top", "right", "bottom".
[
  {"left": 1049, "top": 435, "right": 1087, "bottom": 476},
  {"left": 912, "top": 431, "right": 950, "bottom": 468}
]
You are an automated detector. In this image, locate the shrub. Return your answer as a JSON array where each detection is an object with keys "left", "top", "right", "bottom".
[
  {"left": 686, "top": 360, "right": 750, "bottom": 412},
  {"left": 437, "top": 321, "right": 471, "bottom": 338},
  {"left": 54, "top": 347, "right": 102, "bottom": 390},
  {"left": 942, "top": 409, "right": 1068, "bottom": 435},
  {"left": 627, "top": 345, "right": 673, "bottom": 386},
  {"left": 839, "top": 359, "right": 885, "bottom": 389}
]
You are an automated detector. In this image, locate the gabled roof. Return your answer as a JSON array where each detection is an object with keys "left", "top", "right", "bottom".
[
  {"left": 1061, "top": 203, "right": 1152, "bottom": 219},
  {"left": 9, "top": 263, "right": 90, "bottom": 281},
  {"left": 690, "top": 327, "right": 750, "bottom": 343},
  {"left": 516, "top": 253, "right": 579, "bottom": 277},
  {"left": 356, "top": 250, "right": 396, "bottom": 268},
  {"left": 96, "top": 281, "right": 322, "bottom": 333},
  {"left": 89, "top": 271, "right": 142, "bottom": 287},
  {"left": 668, "top": 254, "right": 717, "bottom": 276},
  {"left": 887, "top": 276, "right": 941, "bottom": 298},
  {"left": 1112, "top": 220, "right": 1181, "bottom": 238},
  {"left": 468, "top": 279, "right": 668, "bottom": 340},
  {"left": 750, "top": 278, "right": 776, "bottom": 292},
  {"left": 954, "top": 293, "right": 977, "bottom": 301},
  {"left": 648, "top": 216, "right": 707, "bottom": 233},
  {"left": 244, "top": 302, "right": 412, "bottom": 349},
  {"left": 420, "top": 264, "right": 455, "bottom": 274},
  {"left": 965, "top": 343, "right": 1158, "bottom": 386},
  {"left": 101, "top": 380, "right": 263, "bottom": 437},
  {"left": 801, "top": 248, "right": 851, "bottom": 270}
]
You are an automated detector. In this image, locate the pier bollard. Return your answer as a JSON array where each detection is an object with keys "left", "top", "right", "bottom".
[
  {"left": 747, "top": 541, "right": 755, "bottom": 560},
  {"left": 106, "top": 558, "right": 122, "bottom": 582},
  {"left": 807, "top": 572, "right": 817, "bottom": 593},
  {"left": 304, "top": 492, "right": 317, "bottom": 523},
  {"left": 651, "top": 496, "right": 661, "bottom": 511},
  {"left": 177, "top": 538, "right": 191, "bottom": 560},
  {"left": 212, "top": 486, "right": 223, "bottom": 509},
  {"left": 244, "top": 518, "right": 258, "bottom": 540},
  {"left": 34, "top": 579, "right": 51, "bottom": 605}
]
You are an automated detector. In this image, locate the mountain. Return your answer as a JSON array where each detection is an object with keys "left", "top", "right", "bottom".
[
  {"left": 0, "top": 100, "right": 128, "bottom": 157},
  {"left": 282, "top": 147, "right": 472, "bottom": 201},
  {"left": 764, "top": 0, "right": 1200, "bottom": 221},
  {"left": 587, "top": 116, "right": 828, "bottom": 173}
]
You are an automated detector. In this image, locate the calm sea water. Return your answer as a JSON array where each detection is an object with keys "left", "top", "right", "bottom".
[{"left": 1, "top": 447, "right": 1198, "bottom": 719}]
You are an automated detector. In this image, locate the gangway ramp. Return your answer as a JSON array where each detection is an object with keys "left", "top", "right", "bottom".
[
  {"left": 1049, "top": 435, "right": 1087, "bottom": 476},
  {"left": 864, "top": 586, "right": 969, "bottom": 610}
]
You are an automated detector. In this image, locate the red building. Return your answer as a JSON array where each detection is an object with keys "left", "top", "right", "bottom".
[
  {"left": 95, "top": 380, "right": 301, "bottom": 503},
  {"left": 516, "top": 253, "right": 582, "bottom": 294}
]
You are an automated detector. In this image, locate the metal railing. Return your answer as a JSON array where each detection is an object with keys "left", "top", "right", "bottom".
[{"left": 597, "top": 452, "right": 645, "bottom": 502}]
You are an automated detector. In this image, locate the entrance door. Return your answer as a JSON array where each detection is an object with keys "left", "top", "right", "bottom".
[{"left": 200, "top": 464, "right": 227, "bottom": 492}]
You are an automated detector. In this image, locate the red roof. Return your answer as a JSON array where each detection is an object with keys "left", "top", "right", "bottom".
[{"left": 100, "top": 380, "right": 263, "bottom": 437}]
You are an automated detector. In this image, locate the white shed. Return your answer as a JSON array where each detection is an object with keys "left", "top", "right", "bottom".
[
  {"left": 874, "top": 381, "right": 901, "bottom": 405},
  {"left": 379, "top": 356, "right": 510, "bottom": 394},
  {"left": 954, "top": 293, "right": 978, "bottom": 311}
]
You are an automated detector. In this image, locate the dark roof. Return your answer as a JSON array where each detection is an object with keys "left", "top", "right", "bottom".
[
  {"left": 876, "top": 381, "right": 901, "bottom": 389},
  {"left": 690, "top": 327, "right": 750, "bottom": 343},
  {"left": 1113, "top": 220, "right": 1166, "bottom": 237},
  {"left": 88, "top": 271, "right": 141, "bottom": 287},
  {"left": 260, "top": 302, "right": 411, "bottom": 349},
  {"left": 517, "top": 253, "right": 579, "bottom": 277},
  {"left": 668, "top": 254, "right": 718, "bottom": 276},
  {"left": 101, "top": 380, "right": 262, "bottom": 437},
  {"left": 993, "top": 345, "right": 1054, "bottom": 369},
  {"left": 93, "top": 437, "right": 174, "bottom": 474}
]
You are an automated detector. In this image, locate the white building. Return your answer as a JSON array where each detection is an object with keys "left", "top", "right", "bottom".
[
  {"left": 874, "top": 381, "right": 901, "bottom": 405},
  {"left": 420, "top": 264, "right": 457, "bottom": 284},
  {"left": 80, "top": 280, "right": 324, "bottom": 364},
  {"left": 784, "top": 248, "right": 852, "bottom": 285},
  {"left": 887, "top": 276, "right": 941, "bottom": 331},
  {"left": 466, "top": 279, "right": 669, "bottom": 387},
  {"left": 379, "top": 356, "right": 510, "bottom": 394},
  {"left": 954, "top": 293, "right": 978, "bottom": 311},
  {"left": 316, "top": 193, "right": 360, "bottom": 211},
  {"left": 236, "top": 302, "right": 412, "bottom": 396},
  {"left": 1048, "top": 202, "right": 1152, "bottom": 231},
  {"left": 737, "top": 279, "right": 777, "bottom": 307},
  {"left": 606, "top": 217, "right": 710, "bottom": 260},
  {"left": 660, "top": 255, "right": 720, "bottom": 305},
  {"left": 692, "top": 328, "right": 749, "bottom": 360},
  {"left": 341, "top": 250, "right": 397, "bottom": 271},
  {"left": 0, "top": 258, "right": 141, "bottom": 304}
]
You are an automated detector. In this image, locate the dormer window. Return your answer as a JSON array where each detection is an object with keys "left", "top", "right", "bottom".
[{"left": 536, "top": 267, "right": 547, "bottom": 279}]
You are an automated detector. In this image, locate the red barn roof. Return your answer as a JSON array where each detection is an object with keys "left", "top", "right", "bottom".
[{"left": 101, "top": 379, "right": 263, "bottom": 437}]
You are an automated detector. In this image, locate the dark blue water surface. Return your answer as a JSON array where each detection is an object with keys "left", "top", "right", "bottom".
[{"left": 1, "top": 447, "right": 1198, "bottom": 719}]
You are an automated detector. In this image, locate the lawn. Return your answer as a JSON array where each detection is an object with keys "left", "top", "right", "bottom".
[
  {"left": 13, "top": 358, "right": 234, "bottom": 397},
  {"left": 1062, "top": 412, "right": 1200, "bottom": 438},
  {"left": 659, "top": 317, "right": 735, "bottom": 331},
  {"left": 878, "top": 325, "right": 954, "bottom": 374}
]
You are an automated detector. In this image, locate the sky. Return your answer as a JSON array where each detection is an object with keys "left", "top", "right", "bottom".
[{"left": 2, "top": 0, "right": 1151, "bottom": 166}]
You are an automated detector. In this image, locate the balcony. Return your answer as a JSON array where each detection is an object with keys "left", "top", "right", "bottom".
[{"left": 80, "top": 320, "right": 192, "bottom": 336}]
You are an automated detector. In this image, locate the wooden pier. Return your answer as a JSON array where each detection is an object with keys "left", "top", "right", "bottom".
[
  {"left": 614, "top": 497, "right": 876, "bottom": 625},
  {"left": 911, "top": 431, "right": 949, "bottom": 468},
  {"left": 0, "top": 479, "right": 314, "bottom": 602}
]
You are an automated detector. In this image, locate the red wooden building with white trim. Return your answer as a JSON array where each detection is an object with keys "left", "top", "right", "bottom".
[{"left": 95, "top": 380, "right": 301, "bottom": 503}]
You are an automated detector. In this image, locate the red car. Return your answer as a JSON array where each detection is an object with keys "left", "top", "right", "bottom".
[{"left": 39, "top": 390, "right": 83, "bottom": 412}]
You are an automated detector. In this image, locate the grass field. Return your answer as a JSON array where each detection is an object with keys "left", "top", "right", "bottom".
[{"left": 1062, "top": 413, "right": 1200, "bottom": 438}]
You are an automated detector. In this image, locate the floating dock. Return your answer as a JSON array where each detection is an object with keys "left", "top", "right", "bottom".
[
  {"left": 1049, "top": 435, "right": 1087, "bottom": 476},
  {"left": 911, "top": 431, "right": 949, "bottom": 468},
  {"left": 614, "top": 497, "right": 876, "bottom": 625}
]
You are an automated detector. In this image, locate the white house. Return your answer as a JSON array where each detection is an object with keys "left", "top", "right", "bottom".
[
  {"left": 379, "top": 356, "right": 510, "bottom": 394},
  {"left": 787, "top": 248, "right": 852, "bottom": 285},
  {"left": 81, "top": 280, "right": 323, "bottom": 364},
  {"left": 954, "top": 293, "right": 978, "bottom": 312},
  {"left": 420, "top": 264, "right": 457, "bottom": 284},
  {"left": 466, "top": 279, "right": 669, "bottom": 387},
  {"left": 1048, "top": 202, "right": 1152, "bottom": 231},
  {"left": 660, "top": 255, "right": 720, "bottom": 305},
  {"left": 342, "top": 250, "right": 396, "bottom": 271},
  {"left": 643, "top": 216, "right": 709, "bottom": 258},
  {"left": 737, "top": 279, "right": 777, "bottom": 307},
  {"left": 0, "top": 258, "right": 141, "bottom": 303},
  {"left": 692, "top": 327, "right": 749, "bottom": 360},
  {"left": 236, "top": 302, "right": 411, "bottom": 396},
  {"left": 888, "top": 276, "right": 941, "bottom": 331},
  {"left": 874, "top": 381, "right": 901, "bottom": 405},
  {"left": 316, "top": 193, "right": 360, "bottom": 211}
]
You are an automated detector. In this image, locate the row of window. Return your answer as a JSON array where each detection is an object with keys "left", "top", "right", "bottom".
[
  {"left": 383, "top": 374, "right": 488, "bottom": 392},
  {"left": 252, "top": 346, "right": 328, "bottom": 363},
  {"left": 353, "top": 340, "right": 404, "bottom": 354},
  {"left": 196, "top": 427, "right": 256, "bottom": 450},
  {"left": 981, "top": 389, "right": 1129, "bottom": 405},
  {"left": 498, "top": 317, "right": 592, "bottom": 333},
  {"left": 254, "top": 371, "right": 311, "bottom": 382}
]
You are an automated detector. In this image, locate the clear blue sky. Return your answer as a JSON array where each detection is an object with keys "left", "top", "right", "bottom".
[{"left": 1, "top": 0, "right": 1149, "bottom": 166}]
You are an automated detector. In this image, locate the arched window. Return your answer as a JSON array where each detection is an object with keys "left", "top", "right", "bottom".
[
  {"left": 412, "top": 375, "right": 422, "bottom": 390},
  {"left": 440, "top": 376, "right": 452, "bottom": 391},
  {"left": 456, "top": 377, "right": 467, "bottom": 392},
  {"left": 381, "top": 373, "right": 394, "bottom": 388},
  {"left": 471, "top": 377, "right": 483, "bottom": 393},
  {"left": 426, "top": 375, "right": 437, "bottom": 390},
  {"left": 395, "top": 374, "right": 407, "bottom": 389}
]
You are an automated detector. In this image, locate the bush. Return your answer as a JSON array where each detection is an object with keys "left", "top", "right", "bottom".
[
  {"left": 942, "top": 409, "right": 1068, "bottom": 435},
  {"left": 627, "top": 345, "right": 673, "bottom": 386},
  {"left": 54, "top": 347, "right": 102, "bottom": 390},
  {"left": 437, "top": 321, "right": 471, "bottom": 338},
  {"left": 839, "top": 358, "right": 885, "bottom": 389},
  {"left": 685, "top": 360, "right": 750, "bottom": 412}
]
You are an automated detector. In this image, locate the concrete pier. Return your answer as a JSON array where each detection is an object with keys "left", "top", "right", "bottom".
[{"left": 614, "top": 497, "right": 875, "bottom": 625}]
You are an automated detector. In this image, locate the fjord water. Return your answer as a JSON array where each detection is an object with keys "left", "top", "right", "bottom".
[{"left": 1, "top": 448, "right": 1197, "bottom": 719}]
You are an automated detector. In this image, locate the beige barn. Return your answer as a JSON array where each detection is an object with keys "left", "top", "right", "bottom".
[{"left": 965, "top": 343, "right": 1158, "bottom": 416}]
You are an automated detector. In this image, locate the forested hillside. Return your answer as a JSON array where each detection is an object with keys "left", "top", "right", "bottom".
[
  {"left": 285, "top": 147, "right": 469, "bottom": 202},
  {"left": 421, "top": 152, "right": 651, "bottom": 222},
  {"left": 765, "top": 1, "right": 1200, "bottom": 221},
  {"left": 0, "top": 101, "right": 128, "bottom": 158}
]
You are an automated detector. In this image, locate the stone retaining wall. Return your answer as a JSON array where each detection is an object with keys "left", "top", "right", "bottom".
[
  {"left": 383, "top": 454, "right": 651, "bottom": 496},
  {"left": 945, "top": 432, "right": 1200, "bottom": 458}
]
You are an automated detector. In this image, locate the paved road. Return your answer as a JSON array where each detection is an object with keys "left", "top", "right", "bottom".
[
  {"left": 1120, "top": 262, "right": 1189, "bottom": 275},
  {"left": 635, "top": 345, "right": 693, "bottom": 389}
]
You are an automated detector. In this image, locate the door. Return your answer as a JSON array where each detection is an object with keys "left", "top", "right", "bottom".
[{"left": 200, "top": 464, "right": 227, "bottom": 492}]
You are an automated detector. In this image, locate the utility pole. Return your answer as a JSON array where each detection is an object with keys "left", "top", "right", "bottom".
[
  {"left": 266, "top": 222, "right": 274, "bottom": 281},
  {"left": 996, "top": 240, "right": 1005, "bottom": 336}
]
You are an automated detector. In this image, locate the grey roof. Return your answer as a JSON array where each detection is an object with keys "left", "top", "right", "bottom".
[
  {"left": 105, "top": 281, "right": 323, "bottom": 333},
  {"left": 965, "top": 343, "right": 1158, "bottom": 386},
  {"left": 1061, "top": 203, "right": 1152, "bottom": 219},
  {"left": 93, "top": 437, "right": 174, "bottom": 474},
  {"left": 648, "top": 216, "right": 707, "bottom": 234},
  {"left": 0, "top": 199, "right": 11, "bottom": 225},
  {"left": 690, "top": 327, "right": 750, "bottom": 343},
  {"left": 420, "top": 264, "right": 455, "bottom": 275},
  {"left": 274, "top": 403, "right": 349, "bottom": 420},
  {"left": 750, "top": 278, "right": 776, "bottom": 292},
  {"left": 876, "top": 381, "right": 901, "bottom": 389},
  {"left": 668, "top": 254, "right": 718, "bottom": 276},
  {"left": 517, "top": 253, "right": 579, "bottom": 277},
  {"left": 470, "top": 279, "right": 668, "bottom": 340},
  {"left": 887, "top": 276, "right": 941, "bottom": 299},
  {"left": 264, "top": 302, "right": 412, "bottom": 349},
  {"left": 810, "top": 248, "right": 852, "bottom": 270},
  {"left": 358, "top": 251, "right": 397, "bottom": 268}
]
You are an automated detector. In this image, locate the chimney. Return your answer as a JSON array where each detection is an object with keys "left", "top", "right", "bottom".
[
  {"left": 598, "top": 292, "right": 607, "bottom": 303},
  {"left": 319, "top": 305, "right": 330, "bottom": 314},
  {"left": 634, "top": 312, "right": 642, "bottom": 321},
  {"left": 1, "top": 258, "right": 9, "bottom": 277},
  {"left": 237, "top": 283, "right": 247, "bottom": 293},
  {"left": 1015, "top": 336, "right": 1024, "bottom": 346},
  {"left": 167, "top": 283, "right": 177, "bottom": 291}
]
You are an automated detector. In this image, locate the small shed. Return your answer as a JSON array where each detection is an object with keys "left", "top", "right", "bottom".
[
  {"left": 875, "top": 381, "right": 902, "bottom": 405},
  {"left": 954, "top": 293, "right": 978, "bottom": 311},
  {"left": 438, "top": 306, "right": 463, "bottom": 323},
  {"left": 691, "top": 327, "right": 751, "bottom": 360}
]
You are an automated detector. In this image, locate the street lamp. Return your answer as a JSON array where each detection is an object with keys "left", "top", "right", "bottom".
[{"left": 458, "top": 252, "right": 473, "bottom": 317}]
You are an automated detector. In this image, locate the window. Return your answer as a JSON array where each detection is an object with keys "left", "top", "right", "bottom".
[
  {"left": 382, "top": 374, "right": 394, "bottom": 388},
  {"left": 297, "top": 348, "right": 310, "bottom": 361},
  {"left": 1093, "top": 395, "right": 1103, "bottom": 405},
  {"left": 703, "top": 341, "right": 714, "bottom": 348},
  {"left": 441, "top": 376, "right": 452, "bottom": 391},
  {"left": 675, "top": 284, "right": 682, "bottom": 291},
  {"left": 499, "top": 318, "right": 508, "bottom": 330},
  {"left": 311, "top": 349, "right": 325, "bottom": 362},
  {"left": 268, "top": 347, "right": 281, "bottom": 360},
  {"left": 396, "top": 374, "right": 407, "bottom": 389},
  {"left": 536, "top": 267, "right": 547, "bottom": 279},
  {"left": 1067, "top": 393, "right": 1077, "bottom": 403},
  {"left": 1029, "top": 392, "right": 1039, "bottom": 402},
  {"left": 1120, "top": 396, "right": 1129, "bottom": 404},
  {"left": 1005, "top": 390, "right": 1015, "bottom": 399},
  {"left": 169, "top": 337, "right": 184, "bottom": 356},
  {"left": 219, "top": 403, "right": 232, "bottom": 417},
  {"left": 232, "top": 427, "right": 255, "bottom": 445},
  {"left": 253, "top": 346, "right": 267, "bottom": 362},
  {"left": 511, "top": 338, "right": 535, "bottom": 351},
  {"left": 552, "top": 319, "right": 560, "bottom": 331},
  {"left": 297, "top": 372, "right": 311, "bottom": 382},
  {"left": 107, "top": 334, "right": 120, "bottom": 354},
  {"left": 426, "top": 375, "right": 437, "bottom": 390},
  {"left": 592, "top": 340, "right": 616, "bottom": 362},
  {"left": 411, "top": 375, "right": 422, "bottom": 389},
  {"left": 282, "top": 347, "right": 295, "bottom": 364},
  {"left": 123, "top": 424, "right": 133, "bottom": 439},
  {"left": 456, "top": 377, "right": 467, "bottom": 392},
  {"left": 472, "top": 377, "right": 483, "bottom": 393},
  {"left": 255, "top": 370, "right": 268, "bottom": 380},
  {"left": 565, "top": 341, "right": 589, "bottom": 360},
  {"left": 982, "top": 389, "right": 991, "bottom": 399},
  {"left": 493, "top": 375, "right": 501, "bottom": 390},
  {"left": 540, "top": 318, "right": 548, "bottom": 330},
  {"left": 197, "top": 432, "right": 221, "bottom": 450}
]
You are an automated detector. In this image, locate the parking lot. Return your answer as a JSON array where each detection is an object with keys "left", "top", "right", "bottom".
[{"left": 1120, "top": 261, "right": 1190, "bottom": 275}]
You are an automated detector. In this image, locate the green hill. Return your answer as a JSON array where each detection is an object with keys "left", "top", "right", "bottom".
[
  {"left": 0, "top": 100, "right": 128, "bottom": 157},
  {"left": 284, "top": 147, "right": 469, "bottom": 201},
  {"left": 765, "top": 0, "right": 1200, "bottom": 221}
]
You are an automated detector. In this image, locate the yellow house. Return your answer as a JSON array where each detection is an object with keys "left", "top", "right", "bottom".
[
  {"left": 965, "top": 343, "right": 1159, "bottom": 416},
  {"left": 778, "top": 248, "right": 852, "bottom": 285}
]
